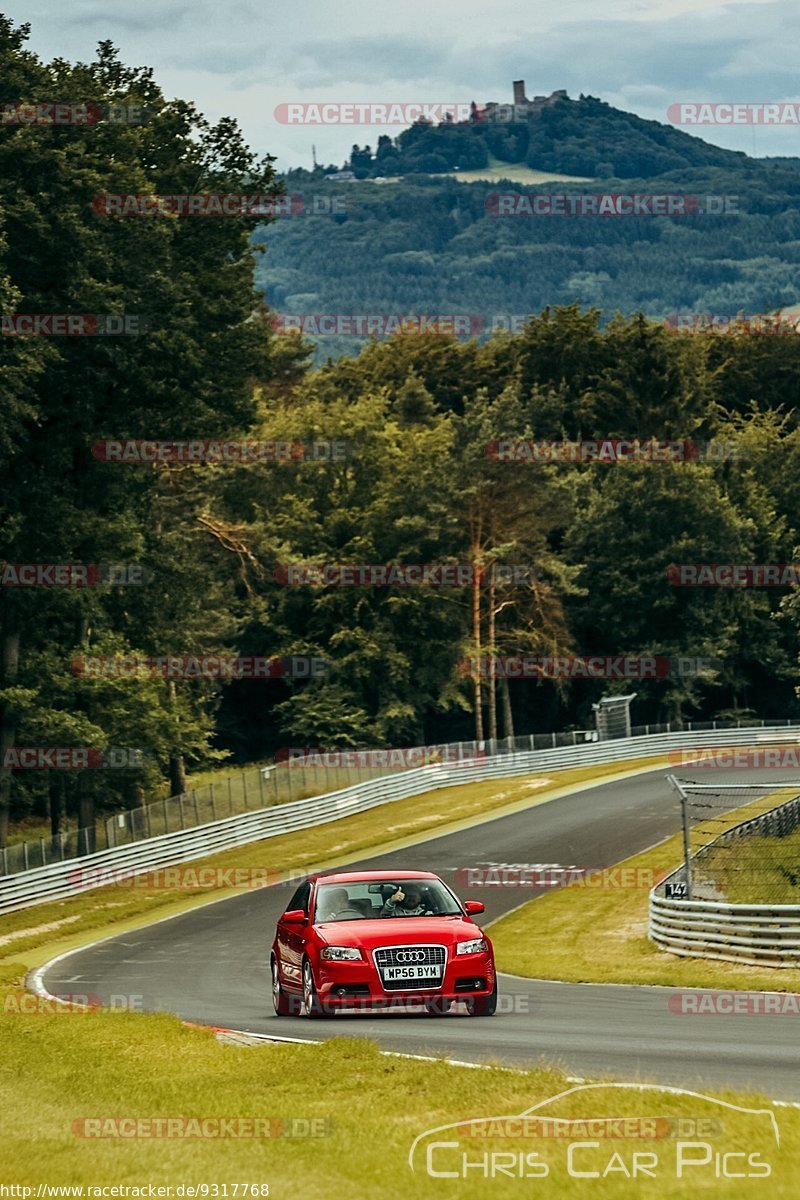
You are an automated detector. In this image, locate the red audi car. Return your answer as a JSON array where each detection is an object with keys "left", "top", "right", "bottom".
[{"left": 270, "top": 869, "right": 497, "bottom": 1017}]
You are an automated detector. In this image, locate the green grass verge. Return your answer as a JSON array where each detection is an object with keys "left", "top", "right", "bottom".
[
  {"left": 489, "top": 796, "right": 800, "bottom": 990},
  {"left": 0, "top": 965, "right": 795, "bottom": 1197},
  {"left": 699, "top": 826, "right": 800, "bottom": 904},
  {"left": 2, "top": 759, "right": 798, "bottom": 1195},
  {"left": 0, "top": 758, "right": 664, "bottom": 967}
]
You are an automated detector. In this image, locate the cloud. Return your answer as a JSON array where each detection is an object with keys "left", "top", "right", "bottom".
[{"left": 3, "top": 0, "right": 798, "bottom": 165}]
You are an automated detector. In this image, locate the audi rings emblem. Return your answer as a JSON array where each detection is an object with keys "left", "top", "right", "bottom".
[{"left": 395, "top": 949, "right": 426, "bottom": 963}]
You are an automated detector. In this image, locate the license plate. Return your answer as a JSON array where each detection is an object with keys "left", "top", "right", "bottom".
[{"left": 382, "top": 965, "right": 440, "bottom": 981}]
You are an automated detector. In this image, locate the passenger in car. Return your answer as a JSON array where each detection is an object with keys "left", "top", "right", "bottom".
[{"left": 380, "top": 883, "right": 432, "bottom": 916}]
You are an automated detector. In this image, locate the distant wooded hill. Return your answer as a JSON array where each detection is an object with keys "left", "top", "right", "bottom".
[
  {"left": 258, "top": 141, "right": 800, "bottom": 364},
  {"left": 333, "top": 92, "right": 749, "bottom": 180}
]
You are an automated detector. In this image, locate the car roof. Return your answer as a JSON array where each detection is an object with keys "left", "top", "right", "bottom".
[{"left": 309, "top": 869, "right": 439, "bottom": 885}]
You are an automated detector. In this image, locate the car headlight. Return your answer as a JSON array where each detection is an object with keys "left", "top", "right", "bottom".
[
  {"left": 320, "top": 946, "right": 363, "bottom": 961},
  {"left": 456, "top": 937, "right": 488, "bottom": 956}
]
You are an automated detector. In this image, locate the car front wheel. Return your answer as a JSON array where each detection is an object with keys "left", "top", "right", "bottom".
[
  {"left": 271, "top": 958, "right": 292, "bottom": 1016},
  {"left": 302, "top": 959, "right": 324, "bottom": 1019},
  {"left": 424, "top": 998, "right": 451, "bottom": 1015},
  {"left": 467, "top": 979, "right": 498, "bottom": 1017}
]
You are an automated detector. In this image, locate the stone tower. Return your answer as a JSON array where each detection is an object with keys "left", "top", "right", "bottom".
[{"left": 513, "top": 80, "right": 528, "bottom": 106}]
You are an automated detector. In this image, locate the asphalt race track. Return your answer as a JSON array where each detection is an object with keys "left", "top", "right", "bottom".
[{"left": 40, "top": 764, "right": 800, "bottom": 1099}]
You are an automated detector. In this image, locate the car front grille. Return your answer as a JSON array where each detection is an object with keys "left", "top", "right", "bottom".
[{"left": 373, "top": 944, "right": 447, "bottom": 991}]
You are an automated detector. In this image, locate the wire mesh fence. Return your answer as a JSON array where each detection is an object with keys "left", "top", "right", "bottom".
[
  {"left": 0, "top": 732, "right": 602, "bottom": 875},
  {"left": 3, "top": 717, "right": 800, "bottom": 877},
  {"left": 666, "top": 779, "right": 800, "bottom": 903}
]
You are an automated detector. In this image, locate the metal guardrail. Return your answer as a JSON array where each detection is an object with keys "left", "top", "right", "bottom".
[
  {"left": 0, "top": 730, "right": 602, "bottom": 876},
  {"left": 649, "top": 895, "right": 800, "bottom": 969},
  {"left": 4, "top": 723, "right": 800, "bottom": 916},
  {"left": 650, "top": 793, "right": 800, "bottom": 968},
  {"left": 6, "top": 716, "right": 797, "bottom": 876}
]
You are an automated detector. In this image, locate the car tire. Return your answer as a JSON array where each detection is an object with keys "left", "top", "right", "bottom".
[
  {"left": 302, "top": 959, "right": 325, "bottom": 1019},
  {"left": 467, "top": 978, "right": 498, "bottom": 1017},
  {"left": 424, "top": 998, "right": 452, "bottom": 1016},
  {"left": 271, "top": 957, "right": 292, "bottom": 1017}
]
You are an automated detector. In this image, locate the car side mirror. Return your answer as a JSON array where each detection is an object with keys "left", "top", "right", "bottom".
[
  {"left": 282, "top": 908, "right": 307, "bottom": 925},
  {"left": 464, "top": 900, "right": 485, "bottom": 915}
]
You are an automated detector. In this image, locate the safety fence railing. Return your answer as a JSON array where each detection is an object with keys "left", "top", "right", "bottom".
[
  {"left": 650, "top": 791, "right": 800, "bottom": 968},
  {"left": 3, "top": 722, "right": 800, "bottom": 915},
  {"left": 5, "top": 717, "right": 796, "bottom": 878},
  {"left": 1, "top": 730, "right": 603, "bottom": 876}
]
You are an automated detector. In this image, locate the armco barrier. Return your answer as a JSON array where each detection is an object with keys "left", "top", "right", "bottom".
[
  {"left": 3, "top": 724, "right": 800, "bottom": 916},
  {"left": 649, "top": 894, "right": 800, "bottom": 968},
  {"left": 650, "top": 793, "right": 800, "bottom": 968}
]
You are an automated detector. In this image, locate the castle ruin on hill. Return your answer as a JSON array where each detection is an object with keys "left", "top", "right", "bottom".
[{"left": 483, "top": 81, "right": 568, "bottom": 123}]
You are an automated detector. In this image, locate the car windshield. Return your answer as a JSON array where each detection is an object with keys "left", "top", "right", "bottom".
[{"left": 315, "top": 878, "right": 463, "bottom": 921}]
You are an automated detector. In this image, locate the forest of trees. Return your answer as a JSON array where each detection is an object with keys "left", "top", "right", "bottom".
[
  {"left": 4, "top": 19, "right": 800, "bottom": 844},
  {"left": 267, "top": 161, "right": 800, "bottom": 366}
]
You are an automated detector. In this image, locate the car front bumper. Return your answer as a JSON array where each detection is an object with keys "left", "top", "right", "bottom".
[{"left": 315, "top": 951, "right": 495, "bottom": 1009}]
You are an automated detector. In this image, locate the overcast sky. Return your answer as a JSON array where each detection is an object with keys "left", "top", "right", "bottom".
[{"left": 4, "top": 0, "right": 799, "bottom": 169}]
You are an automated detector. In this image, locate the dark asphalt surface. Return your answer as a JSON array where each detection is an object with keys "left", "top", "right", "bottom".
[{"left": 39, "top": 764, "right": 800, "bottom": 1098}]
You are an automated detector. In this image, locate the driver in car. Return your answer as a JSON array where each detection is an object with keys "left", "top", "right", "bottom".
[
  {"left": 320, "top": 887, "right": 361, "bottom": 921},
  {"left": 380, "top": 882, "right": 432, "bottom": 917}
]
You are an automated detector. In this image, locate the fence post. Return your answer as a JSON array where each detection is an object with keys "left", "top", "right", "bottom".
[
  {"left": 178, "top": 796, "right": 185, "bottom": 830},
  {"left": 193, "top": 792, "right": 199, "bottom": 826},
  {"left": 23, "top": 841, "right": 29, "bottom": 871},
  {"left": 667, "top": 773, "right": 693, "bottom": 900},
  {"left": 228, "top": 776, "right": 233, "bottom": 816}
]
